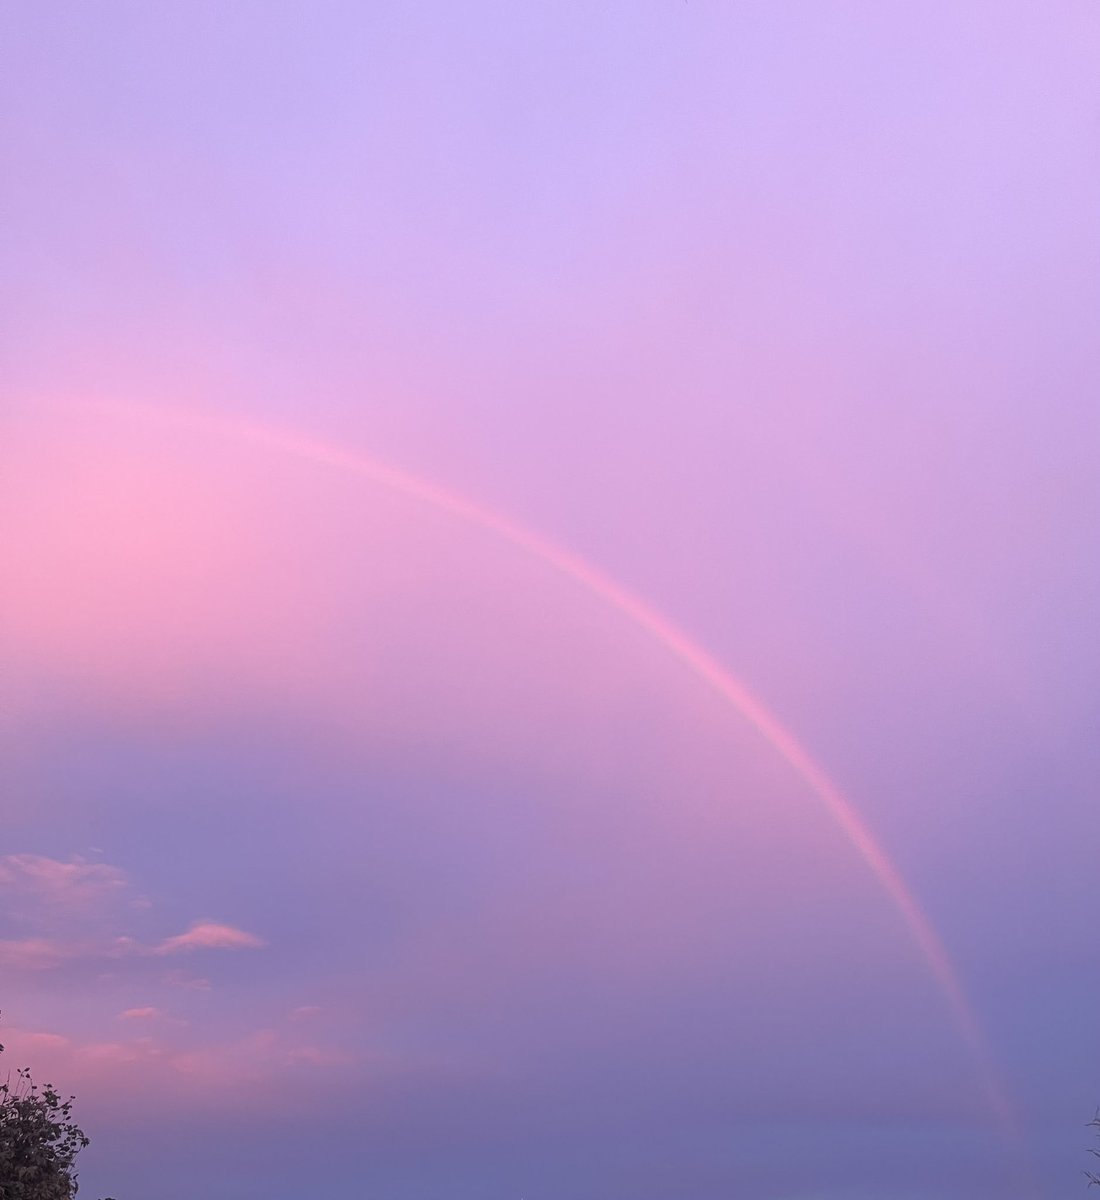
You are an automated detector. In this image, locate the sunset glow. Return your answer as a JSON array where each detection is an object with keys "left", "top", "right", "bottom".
[{"left": 4, "top": 4, "right": 1099, "bottom": 1198}]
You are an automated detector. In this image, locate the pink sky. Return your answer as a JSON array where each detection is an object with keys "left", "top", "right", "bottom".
[{"left": 3, "top": 4, "right": 1100, "bottom": 1198}]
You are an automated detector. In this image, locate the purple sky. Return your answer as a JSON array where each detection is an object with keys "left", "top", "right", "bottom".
[{"left": 3, "top": 3, "right": 1100, "bottom": 1198}]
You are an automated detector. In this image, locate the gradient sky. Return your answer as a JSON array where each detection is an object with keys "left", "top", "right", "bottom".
[{"left": 3, "top": 4, "right": 1100, "bottom": 1198}]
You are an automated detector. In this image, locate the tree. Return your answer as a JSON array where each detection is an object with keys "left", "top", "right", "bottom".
[
  {"left": 1089, "top": 1111, "right": 1100, "bottom": 1188},
  {"left": 0, "top": 1024, "right": 113, "bottom": 1200}
]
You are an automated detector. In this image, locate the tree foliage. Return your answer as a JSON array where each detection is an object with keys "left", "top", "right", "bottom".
[
  {"left": 1088, "top": 1111, "right": 1100, "bottom": 1188},
  {"left": 0, "top": 1026, "right": 112, "bottom": 1200}
]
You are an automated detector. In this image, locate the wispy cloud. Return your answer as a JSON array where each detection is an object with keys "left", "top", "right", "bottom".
[
  {"left": 19, "top": 1031, "right": 70, "bottom": 1052},
  {"left": 155, "top": 921, "right": 266, "bottom": 955},
  {"left": 0, "top": 854, "right": 128, "bottom": 907},
  {"left": 0, "top": 937, "right": 71, "bottom": 971},
  {"left": 0, "top": 934, "right": 147, "bottom": 972},
  {"left": 171, "top": 1028, "right": 354, "bottom": 1083},
  {"left": 0, "top": 855, "right": 266, "bottom": 978},
  {"left": 119, "top": 1006, "right": 161, "bottom": 1021}
]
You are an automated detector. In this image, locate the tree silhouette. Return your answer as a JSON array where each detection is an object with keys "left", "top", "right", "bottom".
[
  {"left": 1088, "top": 1111, "right": 1100, "bottom": 1188},
  {"left": 0, "top": 1021, "right": 114, "bottom": 1200}
]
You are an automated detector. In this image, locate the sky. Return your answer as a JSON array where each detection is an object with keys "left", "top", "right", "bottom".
[{"left": 2, "top": 3, "right": 1099, "bottom": 1197}]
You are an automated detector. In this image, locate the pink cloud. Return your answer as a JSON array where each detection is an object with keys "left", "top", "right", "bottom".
[
  {"left": 1, "top": 1021, "right": 362, "bottom": 1115},
  {"left": 170, "top": 1029, "right": 352, "bottom": 1084},
  {"left": 24, "top": 1031, "right": 71, "bottom": 1051},
  {"left": 119, "top": 1007, "right": 161, "bottom": 1021},
  {"left": 0, "top": 854, "right": 127, "bottom": 906},
  {"left": 0, "top": 921, "right": 262, "bottom": 973},
  {"left": 0, "top": 937, "right": 71, "bottom": 971},
  {"left": 170, "top": 1029, "right": 279, "bottom": 1083},
  {"left": 76, "top": 1039, "right": 165, "bottom": 1066},
  {"left": 155, "top": 921, "right": 266, "bottom": 955},
  {"left": 0, "top": 934, "right": 151, "bottom": 972}
]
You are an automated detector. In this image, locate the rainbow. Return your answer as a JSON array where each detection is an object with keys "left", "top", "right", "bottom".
[{"left": 97, "top": 400, "right": 1015, "bottom": 1133}]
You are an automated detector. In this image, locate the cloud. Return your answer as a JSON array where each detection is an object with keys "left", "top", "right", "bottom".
[
  {"left": 0, "top": 855, "right": 157, "bottom": 980},
  {"left": 23, "top": 1031, "right": 70, "bottom": 1051},
  {"left": 0, "top": 1020, "right": 365, "bottom": 1113},
  {"left": 0, "top": 915, "right": 263, "bottom": 974},
  {"left": 0, "top": 854, "right": 127, "bottom": 907},
  {"left": 171, "top": 1028, "right": 279, "bottom": 1082},
  {"left": 0, "top": 933, "right": 149, "bottom": 972},
  {"left": 119, "top": 1007, "right": 161, "bottom": 1021},
  {"left": 155, "top": 921, "right": 266, "bottom": 955},
  {"left": 170, "top": 1028, "right": 354, "bottom": 1084},
  {"left": 77, "top": 1039, "right": 166, "bottom": 1066},
  {"left": 0, "top": 937, "right": 71, "bottom": 970}
]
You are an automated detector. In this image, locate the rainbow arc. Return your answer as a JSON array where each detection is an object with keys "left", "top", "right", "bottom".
[{"left": 96, "top": 400, "right": 1015, "bottom": 1135}]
